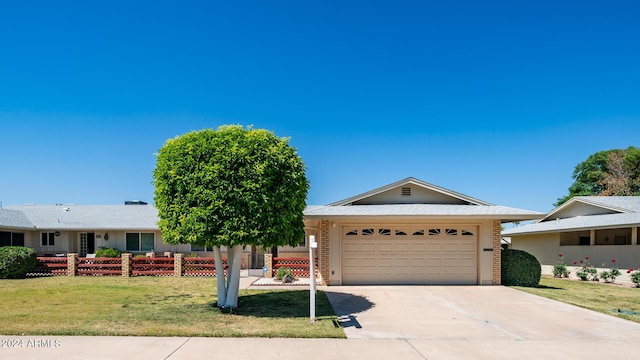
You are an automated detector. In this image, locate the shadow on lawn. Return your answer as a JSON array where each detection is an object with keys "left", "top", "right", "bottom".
[
  {"left": 535, "top": 285, "right": 564, "bottom": 290},
  {"left": 224, "top": 290, "right": 342, "bottom": 318}
]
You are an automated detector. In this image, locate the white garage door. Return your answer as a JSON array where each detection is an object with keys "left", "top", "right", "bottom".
[{"left": 342, "top": 225, "right": 478, "bottom": 285}]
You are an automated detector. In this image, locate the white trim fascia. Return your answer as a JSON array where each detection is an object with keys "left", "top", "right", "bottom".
[
  {"left": 327, "top": 177, "right": 493, "bottom": 206},
  {"left": 540, "top": 196, "right": 632, "bottom": 223}
]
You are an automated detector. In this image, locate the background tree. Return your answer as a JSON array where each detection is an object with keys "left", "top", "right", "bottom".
[
  {"left": 555, "top": 146, "right": 640, "bottom": 206},
  {"left": 153, "top": 125, "right": 309, "bottom": 308}
]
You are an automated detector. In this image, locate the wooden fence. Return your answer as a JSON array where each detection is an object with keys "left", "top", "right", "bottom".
[
  {"left": 26, "top": 255, "right": 226, "bottom": 277},
  {"left": 272, "top": 257, "right": 318, "bottom": 277},
  {"left": 131, "top": 257, "right": 174, "bottom": 276},
  {"left": 78, "top": 257, "right": 121, "bottom": 276},
  {"left": 184, "top": 257, "right": 224, "bottom": 276},
  {"left": 28, "top": 257, "right": 68, "bottom": 276},
  {"left": 26, "top": 254, "right": 314, "bottom": 278}
]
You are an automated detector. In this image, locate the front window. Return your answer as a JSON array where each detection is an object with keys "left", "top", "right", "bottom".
[
  {"left": 41, "top": 232, "right": 55, "bottom": 247},
  {"left": 0, "top": 232, "right": 25, "bottom": 247},
  {"left": 126, "top": 232, "right": 155, "bottom": 251},
  {"left": 191, "top": 244, "right": 211, "bottom": 251}
]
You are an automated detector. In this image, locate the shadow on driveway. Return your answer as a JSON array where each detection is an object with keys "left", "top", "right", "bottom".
[{"left": 324, "top": 291, "right": 375, "bottom": 329}]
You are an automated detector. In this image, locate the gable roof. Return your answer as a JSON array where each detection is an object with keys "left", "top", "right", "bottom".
[
  {"left": 306, "top": 177, "right": 544, "bottom": 222},
  {"left": 328, "top": 177, "right": 493, "bottom": 206},
  {"left": 4, "top": 205, "right": 159, "bottom": 231},
  {"left": 503, "top": 196, "right": 640, "bottom": 236},
  {"left": 540, "top": 196, "right": 640, "bottom": 222}
]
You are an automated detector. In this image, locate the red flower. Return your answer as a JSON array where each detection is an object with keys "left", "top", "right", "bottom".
[
  {"left": 558, "top": 254, "right": 563, "bottom": 257},
  {"left": 573, "top": 261, "right": 577, "bottom": 265},
  {"left": 585, "top": 256, "right": 589, "bottom": 260},
  {"left": 580, "top": 260, "right": 584, "bottom": 264},
  {"left": 612, "top": 259, "right": 616, "bottom": 263},
  {"left": 628, "top": 269, "right": 633, "bottom": 273}
]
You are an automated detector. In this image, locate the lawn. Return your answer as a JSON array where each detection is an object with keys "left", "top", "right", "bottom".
[
  {"left": 513, "top": 276, "right": 640, "bottom": 324},
  {"left": 0, "top": 277, "right": 345, "bottom": 338}
]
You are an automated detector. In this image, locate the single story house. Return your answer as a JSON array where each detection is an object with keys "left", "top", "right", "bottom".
[
  {"left": 304, "top": 178, "right": 542, "bottom": 285},
  {"left": 0, "top": 177, "right": 543, "bottom": 285},
  {"left": 503, "top": 196, "right": 640, "bottom": 270},
  {"left": 0, "top": 203, "right": 177, "bottom": 256}
]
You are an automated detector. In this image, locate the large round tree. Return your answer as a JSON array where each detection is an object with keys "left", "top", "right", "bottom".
[
  {"left": 153, "top": 125, "right": 309, "bottom": 308},
  {"left": 555, "top": 146, "right": 640, "bottom": 206}
]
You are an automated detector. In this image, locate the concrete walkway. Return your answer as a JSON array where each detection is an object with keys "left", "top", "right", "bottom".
[{"left": 2, "top": 277, "right": 640, "bottom": 359}]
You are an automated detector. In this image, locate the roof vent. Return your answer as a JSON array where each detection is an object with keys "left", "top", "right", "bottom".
[
  {"left": 125, "top": 200, "right": 148, "bottom": 205},
  {"left": 401, "top": 187, "right": 411, "bottom": 196}
]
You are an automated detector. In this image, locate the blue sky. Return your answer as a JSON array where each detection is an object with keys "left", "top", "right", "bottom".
[{"left": 1, "top": 1, "right": 638, "bottom": 214}]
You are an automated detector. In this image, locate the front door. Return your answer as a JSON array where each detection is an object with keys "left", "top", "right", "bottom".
[
  {"left": 79, "top": 232, "right": 96, "bottom": 257},
  {"left": 250, "top": 245, "right": 265, "bottom": 269}
]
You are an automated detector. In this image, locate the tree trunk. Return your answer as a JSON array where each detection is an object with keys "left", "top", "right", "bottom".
[
  {"left": 213, "top": 245, "right": 243, "bottom": 309},
  {"left": 213, "top": 246, "right": 227, "bottom": 307},
  {"left": 224, "top": 244, "right": 243, "bottom": 308}
]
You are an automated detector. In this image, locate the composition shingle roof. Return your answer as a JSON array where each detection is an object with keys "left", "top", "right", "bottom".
[
  {"left": 0, "top": 208, "right": 34, "bottom": 229},
  {"left": 560, "top": 196, "right": 640, "bottom": 213},
  {"left": 304, "top": 204, "right": 544, "bottom": 220},
  {"left": 503, "top": 196, "right": 640, "bottom": 236},
  {"left": 503, "top": 213, "right": 640, "bottom": 235},
  {"left": 4, "top": 205, "right": 159, "bottom": 230}
]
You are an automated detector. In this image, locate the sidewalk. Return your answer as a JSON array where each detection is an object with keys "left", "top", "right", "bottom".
[
  {"left": 0, "top": 337, "right": 428, "bottom": 360},
  {"left": 2, "top": 275, "right": 640, "bottom": 360}
]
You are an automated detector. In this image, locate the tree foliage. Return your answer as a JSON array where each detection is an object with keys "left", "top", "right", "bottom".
[
  {"left": 153, "top": 125, "right": 309, "bottom": 249},
  {"left": 555, "top": 146, "right": 640, "bottom": 206}
]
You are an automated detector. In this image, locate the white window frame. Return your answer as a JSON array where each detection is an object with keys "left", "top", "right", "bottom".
[
  {"left": 41, "top": 232, "right": 56, "bottom": 249},
  {"left": 126, "top": 232, "right": 155, "bottom": 252}
]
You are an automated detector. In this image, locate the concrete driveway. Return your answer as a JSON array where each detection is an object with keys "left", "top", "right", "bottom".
[
  {"left": 325, "top": 285, "right": 640, "bottom": 358},
  {"left": 2, "top": 284, "right": 640, "bottom": 359}
]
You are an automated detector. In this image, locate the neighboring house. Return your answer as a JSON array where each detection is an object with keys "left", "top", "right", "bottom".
[
  {"left": 0, "top": 177, "right": 543, "bottom": 285},
  {"left": 503, "top": 196, "right": 640, "bottom": 270},
  {"left": 0, "top": 203, "right": 181, "bottom": 257}
]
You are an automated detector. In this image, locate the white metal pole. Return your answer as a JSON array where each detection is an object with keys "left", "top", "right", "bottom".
[{"left": 309, "top": 235, "right": 316, "bottom": 322}]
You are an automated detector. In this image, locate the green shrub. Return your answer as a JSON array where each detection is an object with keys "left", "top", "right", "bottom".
[
  {"left": 553, "top": 254, "right": 569, "bottom": 278},
  {"left": 0, "top": 247, "right": 37, "bottom": 279},
  {"left": 575, "top": 256, "right": 599, "bottom": 281},
  {"left": 95, "top": 247, "right": 122, "bottom": 258},
  {"left": 275, "top": 267, "right": 295, "bottom": 283},
  {"left": 629, "top": 268, "right": 640, "bottom": 288},
  {"left": 599, "top": 259, "right": 621, "bottom": 283},
  {"left": 501, "top": 249, "right": 541, "bottom": 287}
]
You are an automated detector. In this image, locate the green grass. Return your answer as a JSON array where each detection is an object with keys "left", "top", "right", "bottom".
[
  {"left": 0, "top": 277, "right": 345, "bottom": 338},
  {"left": 512, "top": 276, "right": 640, "bottom": 324}
]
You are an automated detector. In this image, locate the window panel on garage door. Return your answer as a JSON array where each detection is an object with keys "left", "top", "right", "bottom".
[{"left": 342, "top": 225, "right": 478, "bottom": 285}]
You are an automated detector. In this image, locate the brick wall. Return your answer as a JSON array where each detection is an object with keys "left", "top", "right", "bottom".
[
  {"left": 319, "top": 220, "right": 330, "bottom": 285},
  {"left": 492, "top": 219, "right": 502, "bottom": 285},
  {"left": 264, "top": 253, "right": 273, "bottom": 278}
]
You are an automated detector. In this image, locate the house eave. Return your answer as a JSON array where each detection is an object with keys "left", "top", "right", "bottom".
[
  {"left": 304, "top": 214, "right": 544, "bottom": 222},
  {"left": 504, "top": 221, "right": 640, "bottom": 236}
]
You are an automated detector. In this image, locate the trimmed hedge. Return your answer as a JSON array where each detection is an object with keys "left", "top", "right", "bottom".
[
  {"left": 0, "top": 247, "right": 37, "bottom": 279},
  {"left": 501, "top": 249, "right": 541, "bottom": 287},
  {"left": 95, "top": 247, "right": 122, "bottom": 258}
]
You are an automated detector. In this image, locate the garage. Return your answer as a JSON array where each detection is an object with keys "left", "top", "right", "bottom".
[
  {"left": 302, "top": 177, "right": 544, "bottom": 286},
  {"left": 341, "top": 225, "right": 478, "bottom": 285}
]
